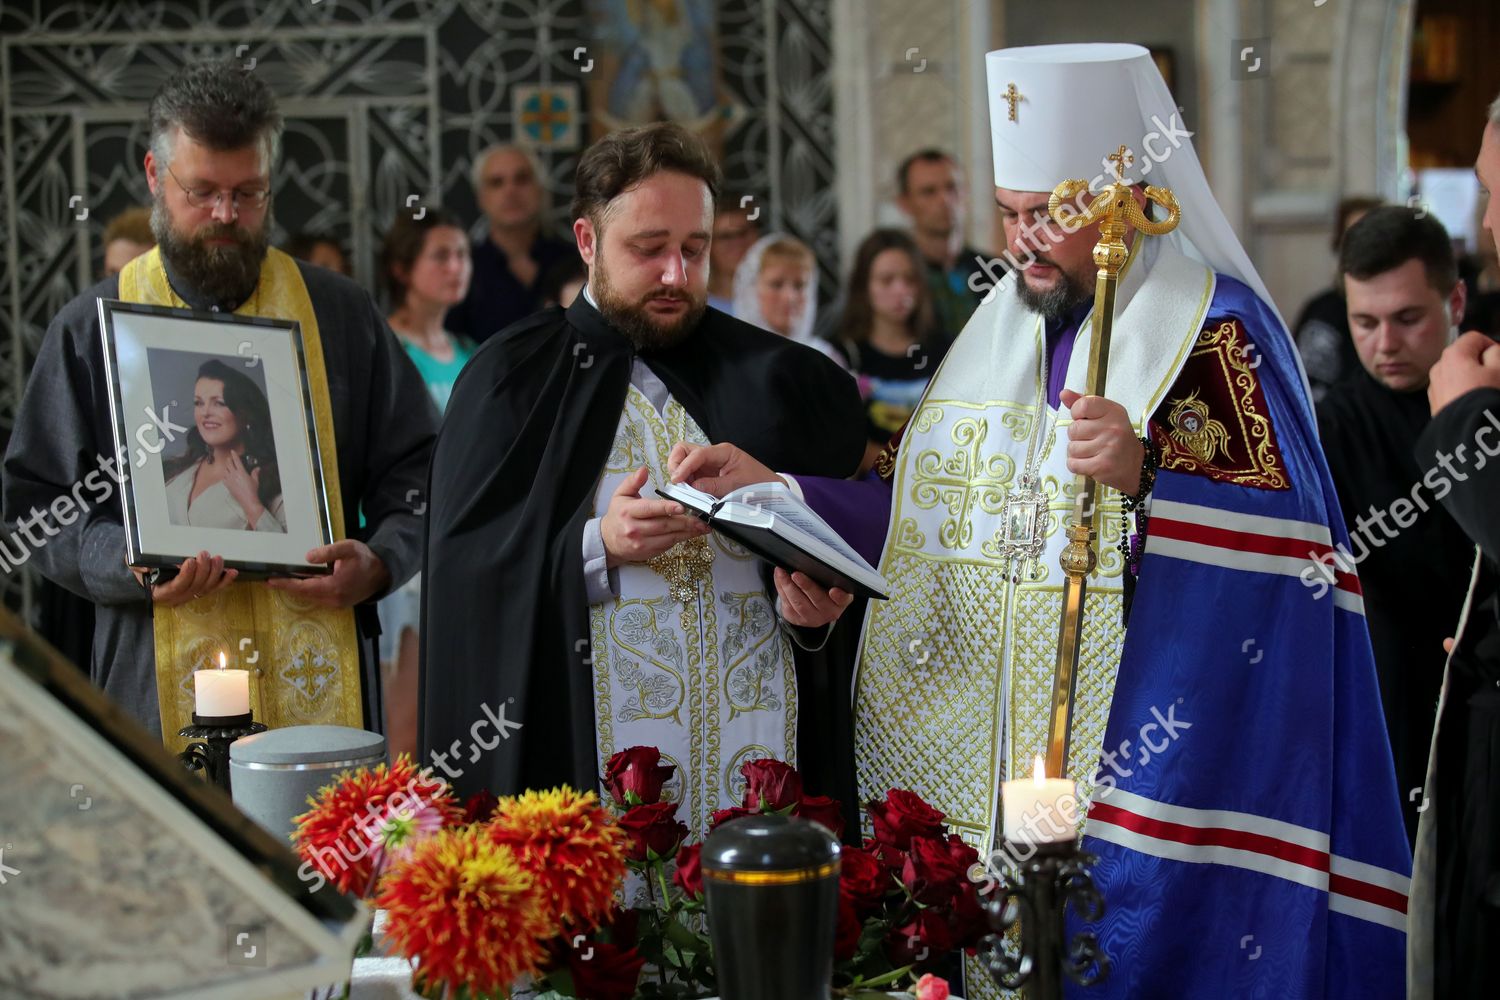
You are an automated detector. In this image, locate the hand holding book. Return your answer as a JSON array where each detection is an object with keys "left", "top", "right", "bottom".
[
  {"left": 656, "top": 473, "right": 888, "bottom": 602},
  {"left": 601, "top": 465, "right": 712, "bottom": 567},
  {"left": 773, "top": 566, "right": 855, "bottom": 628}
]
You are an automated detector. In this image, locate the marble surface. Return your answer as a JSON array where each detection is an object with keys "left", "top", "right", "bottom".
[{"left": 0, "top": 642, "right": 353, "bottom": 999}]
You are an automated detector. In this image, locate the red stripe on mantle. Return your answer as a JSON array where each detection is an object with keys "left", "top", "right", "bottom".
[
  {"left": 1089, "top": 800, "right": 1405, "bottom": 914},
  {"left": 1150, "top": 516, "right": 1363, "bottom": 597}
]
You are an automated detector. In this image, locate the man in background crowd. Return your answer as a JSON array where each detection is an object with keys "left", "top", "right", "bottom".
[
  {"left": 707, "top": 190, "right": 760, "bottom": 314},
  {"left": 1315, "top": 206, "right": 1475, "bottom": 846},
  {"left": 284, "top": 231, "right": 350, "bottom": 276},
  {"left": 895, "top": 148, "right": 988, "bottom": 341},
  {"left": 1294, "top": 195, "right": 1384, "bottom": 400},
  {"left": 101, "top": 206, "right": 154, "bottom": 278},
  {"left": 447, "top": 143, "right": 577, "bottom": 342}
]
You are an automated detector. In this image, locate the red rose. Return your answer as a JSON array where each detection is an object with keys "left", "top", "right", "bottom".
[
  {"left": 794, "top": 794, "right": 846, "bottom": 838},
  {"left": 838, "top": 846, "right": 891, "bottom": 913},
  {"left": 540, "top": 903, "right": 642, "bottom": 975},
  {"left": 901, "top": 835, "right": 969, "bottom": 905},
  {"left": 834, "top": 896, "right": 864, "bottom": 961},
  {"left": 568, "top": 939, "right": 647, "bottom": 1000},
  {"left": 460, "top": 789, "right": 498, "bottom": 824},
  {"left": 742, "top": 758, "right": 802, "bottom": 811},
  {"left": 595, "top": 904, "right": 640, "bottom": 947},
  {"left": 868, "top": 789, "right": 946, "bottom": 849},
  {"left": 603, "top": 746, "right": 676, "bottom": 807},
  {"left": 944, "top": 833, "right": 980, "bottom": 872},
  {"left": 949, "top": 879, "right": 994, "bottom": 952},
  {"left": 710, "top": 805, "right": 756, "bottom": 829},
  {"left": 863, "top": 836, "right": 907, "bottom": 876},
  {"left": 887, "top": 908, "right": 955, "bottom": 968},
  {"left": 618, "top": 801, "right": 688, "bottom": 861},
  {"left": 672, "top": 843, "right": 703, "bottom": 897}
]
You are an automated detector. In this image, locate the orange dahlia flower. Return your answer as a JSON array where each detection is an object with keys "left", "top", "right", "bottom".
[
  {"left": 487, "top": 787, "right": 629, "bottom": 929},
  {"left": 376, "top": 826, "right": 552, "bottom": 996},
  {"left": 293, "top": 755, "right": 463, "bottom": 896}
]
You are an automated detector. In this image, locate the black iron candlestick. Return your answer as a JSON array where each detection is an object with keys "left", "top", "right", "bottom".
[
  {"left": 977, "top": 840, "right": 1110, "bottom": 1000},
  {"left": 178, "top": 711, "right": 267, "bottom": 792}
]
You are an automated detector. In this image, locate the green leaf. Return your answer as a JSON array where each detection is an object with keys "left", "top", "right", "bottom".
[
  {"left": 848, "top": 963, "right": 915, "bottom": 990},
  {"left": 536, "top": 969, "right": 575, "bottom": 995},
  {"left": 663, "top": 917, "right": 702, "bottom": 950},
  {"left": 670, "top": 943, "right": 702, "bottom": 968}
]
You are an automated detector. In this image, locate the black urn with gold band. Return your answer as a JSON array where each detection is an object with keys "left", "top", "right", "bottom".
[{"left": 702, "top": 814, "right": 841, "bottom": 999}]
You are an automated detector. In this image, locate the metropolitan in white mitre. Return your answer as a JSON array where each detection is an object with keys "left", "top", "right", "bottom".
[{"left": 673, "top": 43, "right": 1412, "bottom": 999}]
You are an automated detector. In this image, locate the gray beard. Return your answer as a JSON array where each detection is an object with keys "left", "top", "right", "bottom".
[
  {"left": 1015, "top": 265, "right": 1090, "bottom": 321},
  {"left": 151, "top": 194, "right": 271, "bottom": 308}
]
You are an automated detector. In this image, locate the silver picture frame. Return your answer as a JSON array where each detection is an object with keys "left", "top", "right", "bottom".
[{"left": 97, "top": 299, "right": 335, "bottom": 579}]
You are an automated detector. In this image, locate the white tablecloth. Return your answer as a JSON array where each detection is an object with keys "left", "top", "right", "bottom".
[{"left": 334, "top": 916, "right": 953, "bottom": 1000}]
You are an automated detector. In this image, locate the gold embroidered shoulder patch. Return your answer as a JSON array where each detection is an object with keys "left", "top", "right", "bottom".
[
  {"left": 873, "top": 418, "right": 909, "bottom": 483},
  {"left": 1148, "top": 318, "right": 1289, "bottom": 490}
]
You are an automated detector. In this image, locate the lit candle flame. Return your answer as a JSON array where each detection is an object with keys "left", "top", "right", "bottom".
[
  {"left": 1033, "top": 754, "right": 1046, "bottom": 785},
  {"left": 218, "top": 651, "right": 227, "bottom": 671}
]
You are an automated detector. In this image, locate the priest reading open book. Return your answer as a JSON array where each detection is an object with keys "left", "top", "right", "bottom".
[
  {"left": 655, "top": 480, "right": 887, "bottom": 600},
  {"left": 421, "top": 123, "right": 867, "bottom": 854}
]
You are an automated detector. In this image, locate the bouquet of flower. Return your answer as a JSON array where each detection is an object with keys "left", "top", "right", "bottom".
[
  {"left": 292, "top": 752, "right": 982, "bottom": 999},
  {"left": 589, "top": 747, "right": 989, "bottom": 999},
  {"left": 293, "top": 755, "right": 631, "bottom": 1000}
]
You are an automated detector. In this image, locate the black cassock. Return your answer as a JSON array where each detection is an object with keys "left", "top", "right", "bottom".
[
  {"left": 1316, "top": 370, "right": 1473, "bottom": 845},
  {"left": 1412, "top": 385, "right": 1500, "bottom": 1000},
  {"left": 419, "top": 294, "right": 866, "bottom": 820}
]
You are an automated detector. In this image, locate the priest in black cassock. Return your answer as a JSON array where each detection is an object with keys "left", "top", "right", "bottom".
[
  {"left": 1408, "top": 94, "right": 1500, "bottom": 1000},
  {"left": 1316, "top": 206, "right": 1475, "bottom": 845},
  {"left": 1, "top": 61, "right": 435, "bottom": 742},
  {"left": 420, "top": 123, "right": 865, "bottom": 838}
]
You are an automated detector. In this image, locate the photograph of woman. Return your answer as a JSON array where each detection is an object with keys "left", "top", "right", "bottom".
[{"left": 159, "top": 357, "right": 286, "bottom": 533}]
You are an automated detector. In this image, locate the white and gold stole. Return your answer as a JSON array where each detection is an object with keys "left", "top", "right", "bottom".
[{"left": 588, "top": 382, "right": 798, "bottom": 842}]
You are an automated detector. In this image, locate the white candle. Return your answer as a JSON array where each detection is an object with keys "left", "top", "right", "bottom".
[
  {"left": 194, "top": 651, "right": 250, "bottom": 717},
  {"left": 1001, "top": 755, "right": 1079, "bottom": 844}
]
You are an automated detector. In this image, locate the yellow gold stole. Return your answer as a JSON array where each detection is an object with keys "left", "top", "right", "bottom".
[{"left": 118, "top": 247, "right": 362, "bottom": 751}]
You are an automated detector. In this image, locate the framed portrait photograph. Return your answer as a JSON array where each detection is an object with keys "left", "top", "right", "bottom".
[{"left": 98, "top": 300, "right": 335, "bottom": 577}]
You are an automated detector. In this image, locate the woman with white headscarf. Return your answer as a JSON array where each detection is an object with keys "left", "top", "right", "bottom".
[{"left": 732, "top": 233, "right": 846, "bottom": 366}]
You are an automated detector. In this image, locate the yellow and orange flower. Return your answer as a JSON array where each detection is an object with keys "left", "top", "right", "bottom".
[
  {"left": 376, "top": 826, "right": 552, "bottom": 996},
  {"left": 293, "top": 755, "right": 463, "bottom": 896},
  {"left": 487, "top": 787, "right": 629, "bottom": 928}
]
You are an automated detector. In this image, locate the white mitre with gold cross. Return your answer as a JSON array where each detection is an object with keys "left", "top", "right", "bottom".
[{"left": 985, "top": 42, "right": 1290, "bottom": 340}]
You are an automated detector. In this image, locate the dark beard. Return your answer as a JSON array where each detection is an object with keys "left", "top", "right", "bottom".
[
  {"left": 592, "top": 254, "right": 705, "bottom": 352},
  {"left": 151, "top": 193, "right": 271, "bottom": 308},
  {"left": 1015, "top": 262, "right": 1091, "bottom": 321}
]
